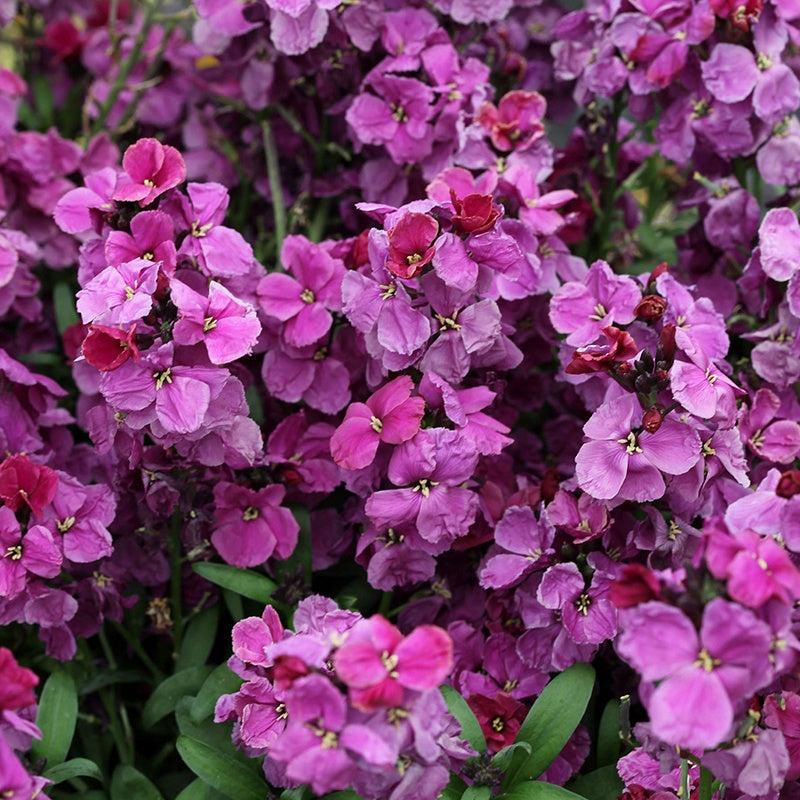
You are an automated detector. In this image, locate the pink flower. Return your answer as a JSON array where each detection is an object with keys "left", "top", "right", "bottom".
[
  {"left": 386, "top": 212, "right": 439, "bottom": 279},
  {"left": 333, "top": 615, "right": 453, "bottom": 711},
  {"left": 330, "top": 376, "right": 425, "bottom": 471},
  {"left": 477, "top": 90, "right": 547, "bottom": 151},
  {"left": 112, "top": 138, "right": 186, "bottom": 206},
  {"left": 211, "top": 482, "right": 299, "bottom": 568},
  {"left": 171, "top": 279, "right": 261, "bottom": 365},
  {"left": 0, "top": 454, "right": 59, "bottom": 517}
]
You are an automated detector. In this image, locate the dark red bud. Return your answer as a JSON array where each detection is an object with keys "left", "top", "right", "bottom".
[
  {"left": 346, "top": 229, "right": 370, "bottom": 269},
  {"left": 658, "top": 324, "right": 677, "bottom": 363},
  {"left": 609, "top": 564, "right": 661, "bottom": 609},
  {"left": 642, "top": 407, "right": 663, "bottom": 434},
  {"left": 777, "top": 470, "right": 800, "bottom": 499},
  {"left": 634, "top": 294, "right": 667, "bottom": 324},
  {"left": 541, "top": 469, "right": 560, "bottom": 503},
  {"left": 450, "top": 190, "right": 501, "bottom": 236},
  {"left": 649, "top": 262, "right": 669, "bottom": 282}
]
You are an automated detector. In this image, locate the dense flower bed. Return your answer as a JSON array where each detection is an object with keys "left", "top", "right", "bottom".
[{"left": 3, "top": 1, "right": 800, "bottom": 799}]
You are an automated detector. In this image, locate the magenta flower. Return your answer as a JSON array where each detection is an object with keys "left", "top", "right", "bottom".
[
  {"left": 385, "top": 212, "right": 439, "bottom": 280},
  {"left": 364, "top": 428, "right": 479, "bottom": 547},
  {"left": 479, "top": 505, "right": 555, "bottom": 589},
  {"left": 211, "top": 482, "right": 299, "bottom": 568},
  {"left": 173, "top": 182, "right": 254, "bottom": 278},
  {"left": 0, "top": 454, "right": 59, "bottom": 517},
  {"left": 575, "top": 395, "right": 701, "bottom": 502},
  {"left": 258, "top": 235, "right": 344, "bottom": 348},
  {"left": 76, "top": 258, "right": 159, "bottom": 326},
  {"left": 269, "top": 673, "right": 396, "bottom": 795},
  {"left": 476, "top": 90, "right": 547, "bottom": 151},
  {"left": 53, "top": 166, "right": 119, "bottom": 235},
  {"left": 550, "top": 259, "right": 641, "bottom": 347},
  {"left": 112, "top": 138, "right": 186, "bottom": 206},
  {"left": 0, "top": 510, "right": 62, "bottom": 599},
  {"left": 330, "top": 376, "right": 425, "bottom": 471},
  {"left": 171, "top": 279, "right": 260, "bottom": 365},
  {"left": 616, "top": 599, "right": 773, "bottom": 750},
  {"left": 105, "top": 210, "right": 176, "bottom": 273},
  {"left": 333, "top": 615, "right": 453, "bottom": 711}
]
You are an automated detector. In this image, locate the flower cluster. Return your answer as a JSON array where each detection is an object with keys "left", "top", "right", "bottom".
[{"left": 216, "top": 597, "right": 468, "bottom": 798}]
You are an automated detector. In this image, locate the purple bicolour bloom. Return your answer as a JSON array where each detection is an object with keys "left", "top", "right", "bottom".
[
  {"left": 669, "top": 350, "right": 745, "bottom": 425},
  {"left": 171, "top": 183, "right": 254, "bottom": 278},
  {"left": 53, "top": 167, "right": 119, "bottom": 235},
  {"left": 545, "top": 490, "right": 609, "bottom": 544},
  {"left": 333, "top": 615, "right": 453, "bottom": 711},
  {"left": 265, "top": 412, "right": 340, "bottom": 494},
  {"left": 269, "top": 674, "right": 396, "bottom": 795},
  {"left": 739, "top": 387, "right": 800, "bottom": 464},
  {"left": 364, "top": 428, "right": 479, "bottom": 547},
  {"left": 258, "top": 235, "right": 344, "bottom": 348},
  {"left": 112, "top": 138, "right": 186, "bottom": 206},
  {"left": 419, "top": 372, "right": 512, "bottom": 456},
  {"left": 264, "top": 0, "right": 337, "bottom": 56},
  {"left": 702, "top": 728, "right": 789, "bottom": 798},
  {"left": 76, "top": 258, "right": 159, "bottom": 326},
  {"left": 105, "top": 210, "right": 176, "bottom": 274},
  {"left": 656, "top": 273, "right": 729, "bottom": 360},
  {"left": 704, "top": 517, "right": 800, "bottom": 608},
  {"left": 575, "top": 395, "right": 701, "bottom": 503},
  {"left": 171, "top": 279, "right": 261, "bottom": 365},
  {"left": 211, "top": 482, "right": 299, "bottom": 568},
  {"left": 341, "top": 247, "right": 433, "bottom": 366},
  {"left": 418, "top": 274, "right": 507, "bottom": 384},
  {"left": 479, "top": 505, "right": 555, "bottom": 589},
  {"left": 346, "top": 74, "right": 436, "bottom": 164},
  {"left": 99, "top": 342, "right": 228, "bottom": 435},
  {"left": 330, "top": 376, "right": 425, "bottom": 471},
  {"left": 537, "top": 554, "right": 618, "bottom": 646},
  {"left": 0, "top": 509, "right": 62, "bottom": 599},
  {"left": 549, "top": 259, "right": 641, "bottom": 347},
  {"left": 616, "top": 598, "right": 774, "bottom": 750},
  {"left": 39, "top": 473, "right": 116, "bottom": 564}
]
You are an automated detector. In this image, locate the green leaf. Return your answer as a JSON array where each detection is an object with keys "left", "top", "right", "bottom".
[
  {"left": 175, "top": 779, "right": 210, "bottom": 800},
  {"left": 176, "top": 605, "right": 221, "bottom": 671},
  {"left": 503, "top": 663, "right": 595, "bottom": 788},
  {"left": 80, "top": 668, "right": 147, "bottom": 695},
  {"left": 31, "top": 73, "right": 55, "bottom": 128},
  {"left": 462, "top": 787, "right": 492, "bottom": 800},
  {"left": 596, "top": 699, "right": 621, "bottom": 767},
  {"left": 111, "top": 765, "right": 165, "bottom": 800},
  {"left": 439, "top": 775, "right": 468, "bottom": 800},
  {"left": 31, "top": 669, "right": 78, "bottom": 767},
  {"left": 193, "top": 562, "right": 278, "bottom": 604},
  {"left": 501, "top": 782, "right": 589, "bottom": 800},
  {"left": 53, "top": 281, "right": 79, "bottom": 336},
  {"left": 176, "top": 735, "right": 267, "bottom": 800},
  {"left": 43, "top": 757, "right": 104, "bottom": 784},
  {"left": 191, "top": 662, "right": 243, "bottom": 723},
  {"left": 318, "top": 792, "right": 366, "bottom": 800},
  {"left": 492, "top": 742, "right": 532, "bottom": 772},
  {"left": 176, "top": 697, "right": 240, "bottom": 755},
  {"left": 142, "top": 666, "right": 213, "bottom": 728},
  {"left": 222, "top": 588, "right": 244, "bottom": 621},
  {"left": 441, "top": 685, "right": 486, "bottom": 753},
  {"left": 568, "top": 766, "right": 624, "bottom": 800}
]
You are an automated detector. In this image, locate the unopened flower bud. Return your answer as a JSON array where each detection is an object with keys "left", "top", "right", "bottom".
[
  {"left": 642, "top": 406, "right": 664, "bottom": 433},
  {"left": 634, "top": 294, "right": 667, "bottom": 323},
  {"left": 776, "top": 469, "right": 800, "bottom": 499}
]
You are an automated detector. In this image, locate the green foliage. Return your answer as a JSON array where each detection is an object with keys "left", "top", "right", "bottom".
[
  {"left": 192, "top": 562, "right": 278, "bottom": 604},
  {"left": 31, "top": 669, "right": 78, "bottom": 768},
  {"left": 502, "top": 663, "right": 595, "bottom": 789},
  {"left": 111, "top": 765, "right": 165, "bottom": 800},
  {"left": 142, "top": 666, "right": 214, "bottom": 728},
  {"left": 441, "top": 684, "right": 487, "bottom": 753}
]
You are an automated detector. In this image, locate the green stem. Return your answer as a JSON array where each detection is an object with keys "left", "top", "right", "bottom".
[
  {"left": 698, "top": 765, "right": 714, "bottom": 800},
  {"left": 91, "top": 0, "right": 164, "bottom": 135},
  {"left": 378, "top": 591, "right": 393, "bottom": 617},
  {"left": 262, "top": 117, "right": 287, "bottom": 256},
  {"left": 678, "top": 758, "right": 690, "bottom": 800},
  {"left": 169, "top": 509, "right": 184, "bottom": 655},
  {"left": 596, "top": 92, "right": 624, "bottom": 259},
  {"left": 110, "top": 621, "right": 164, "bottom": 681}
]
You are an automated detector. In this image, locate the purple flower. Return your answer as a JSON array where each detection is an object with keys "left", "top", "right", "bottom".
[
  {"left": 0, "top": 510, "right": 62, "bottom": 599},
  {"left": 76, "top": 258, "right": 159, "bottom": 326},
  {"left": 365, "top": 428, "right": 479, "bottom": 546},
  {"left": 112, "top": 138, "right": 186, "bottom": 206},
  {"left": 211, "top": 482, "right": 298, "bottom": 568},
  {"left": 258, "top": 235, "right": 344, "bottom": 348},
  {"left": 172, "top": 182, "right": 254, "bottom": 278},
  {"left": 269, "top": 674, "right": 396, "bottom": 794},
  {"left": 616, "top": 598, "right": 774, "bottom": 750},
  {"left": 575, "top": 395, "right": 701, "bottom": 502},
  {"left": 171, "top": 279, "right": 261, "bottom": 365},
  {"left": 105, "top": 210, "right": 176, "bottom": 273},
  {"left": 549, "top": 259, "right": 641, "bottom": 347}
]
